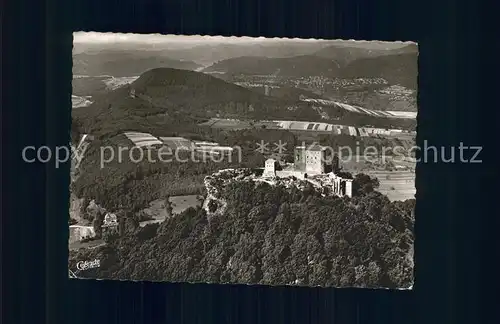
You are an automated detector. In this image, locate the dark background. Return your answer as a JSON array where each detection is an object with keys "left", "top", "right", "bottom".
[{"left": 1, "top": 0, "right": 493, "bottom": 323}]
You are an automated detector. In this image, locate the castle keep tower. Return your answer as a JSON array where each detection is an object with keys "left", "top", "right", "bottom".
[
  {"left": 294, "top": 147, "right": 306, "bottom": 172},
  {"left": 294, "top": 145, "right": 329, "bottom": 175}
]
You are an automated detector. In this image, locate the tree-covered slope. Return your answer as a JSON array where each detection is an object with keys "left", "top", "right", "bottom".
[{"left": 69, "top": 178, "right": 414, "bottom": 288}]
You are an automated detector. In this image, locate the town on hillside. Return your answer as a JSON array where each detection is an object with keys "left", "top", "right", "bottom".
[{"left": 69, "top": 32, "right": 417, "bottom": 290}]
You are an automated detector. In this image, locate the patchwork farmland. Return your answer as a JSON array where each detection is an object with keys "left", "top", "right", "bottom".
[
  {"left": 201, "top": 118, "right": 416, "bottom": 139},
  {"left": 124, "top": 132, "right": 234, "bottom": 156},
  {"left": 301, "top": 98, "right": 417, "bottom": 119}
]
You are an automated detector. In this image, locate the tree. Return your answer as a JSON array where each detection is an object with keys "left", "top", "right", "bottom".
[
  {"left": 102, "top": 229, "right": 119, "bottom": 244},
  {"left": 208, "top": 199, "right": 218, "bottom": 213},
  {"left": 92, "top": 210, "right": 105, "bottom": 239},
  {"left": 352, "top": 173, "right": 380, "bottom": 196},
  {"left": 165, "top": 196, "right": 173, "bottom": 218}
]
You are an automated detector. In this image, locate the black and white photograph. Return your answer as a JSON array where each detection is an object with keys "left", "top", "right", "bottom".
[{"left": 68, "top": 32, "right": 417, "bottom": 289}]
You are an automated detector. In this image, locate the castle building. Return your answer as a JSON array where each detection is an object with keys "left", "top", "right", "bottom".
[{"left": 263, "top": 144, "right": 352, "bottom": 197}]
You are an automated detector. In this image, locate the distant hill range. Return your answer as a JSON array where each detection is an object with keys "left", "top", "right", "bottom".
[
  {"left": 73, "top": 50, "right": 203, "bottom": 77},
  {"left": 313, "top": 43, "right": 417, "bottom": 66},
  {"left": 73, "top": 42, "right": 417, "bottom": 88},
  {"left": 203, "top": 55, "right": 342, "bottom": 77},
  {"left": 73, "top": 40, "right": 414, "bottom": 67},
  {"left": 73, "top": 41, "right": 334, "bottom": 66},
  {"left": 163, "top": 42, "right": 335, "bottom": 65},
  {"left": 202, "top": 44, "right": 418, "bottom": 89}
]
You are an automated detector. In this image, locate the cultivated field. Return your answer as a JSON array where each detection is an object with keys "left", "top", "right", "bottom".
[
  {"left": 198, "top": 118, "right": 254, "bottom": 130},
  {"left": 386, "top": 111, "right": 417, "bottom": 118},
  {"left": 342, "top": 155, "right": 416, "bottom": 201},
  {"left": 103, "top": 76, "right": 140, "bottom": 90},
  {"left": 68, "top": 224, "right": 105, "bottom": 251},
  {"left": 139, "top": 195, "right": 203, "bottom": 227},
  {"left": 367, "top": 170, "right": 416, "bottom": 201},
  {"left": 71, "top": 95, "right": 93, "bottom": 108},
  {"left": 159, "top": 137, "right": 194, "bottom": 150},
  {"left": 170, "top": 195, "right": 203, "bottom": 214},
  {"left": 124, "top": 131, "right": 163, "bottom": 147},
  {"left": 69, "top": 225, "right": 95, "bottom": 244}
]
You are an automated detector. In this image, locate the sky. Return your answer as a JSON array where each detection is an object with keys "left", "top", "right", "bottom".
[
  {"left": 74, "top": 32, "right": 327, "bottom": 44},
  {"left": 73, "top": 32, "right": 415, "bottom": 48}
]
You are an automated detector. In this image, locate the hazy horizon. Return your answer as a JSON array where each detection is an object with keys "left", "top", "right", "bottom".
[{"left": 74, "top": 32, "right": 416, "bottom": 50}]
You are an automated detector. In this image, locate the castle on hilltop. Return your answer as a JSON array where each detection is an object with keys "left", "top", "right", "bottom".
[{"left": 262, "top": 144, "right": 353, "bottom": 197}]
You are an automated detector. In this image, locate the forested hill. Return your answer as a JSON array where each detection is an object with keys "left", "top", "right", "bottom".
[
  {"left": 72, "top": 68, "right": 316, "bottom": 136},
  {"left": 130, "top": 67, "right": 280, "bottom": 104},
  {"left": 69, "top": 179, "right": 415, "bottom": 288}
]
